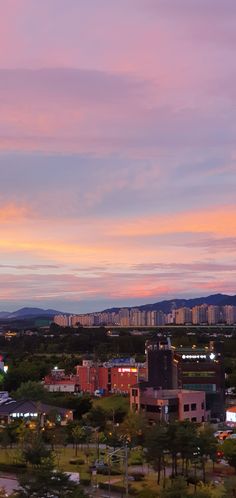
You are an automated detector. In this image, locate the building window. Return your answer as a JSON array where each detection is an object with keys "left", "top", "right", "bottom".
[
  {"left": 202, "top": 416, "right": 205, "bottom": 422},
  {"left": 132, "top": 389, "right": 138, "bottom": 396},
  {"left": 184, "top": 404, "right": 189, "bottom": 412},
  {"left": 191, "top": 417, "right": 197, "bottom": 422},
  {"left": 201, "top": 402, "right": 204, "bottom": 409},
  {"left": 183, "top": 383, "right": 216, "bottom": 392},
  {"left": 191, "top": 403, "right": 197, "bottom": 411}
]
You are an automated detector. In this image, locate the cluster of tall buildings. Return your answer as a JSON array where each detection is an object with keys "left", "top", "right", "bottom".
[
  {"left": 175, "top": 304, "right": 236, "bottom": 325},
  {"left": 54, "top": 304, "right": 236, "bottom": 327},
  {"left": 44, "top": 339, "right": 225, "bottom": 422}
]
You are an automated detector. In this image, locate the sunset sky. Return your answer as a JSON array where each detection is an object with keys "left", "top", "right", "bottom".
[{"left": 0, "top": 0, "right": 236, "bottom": 312}]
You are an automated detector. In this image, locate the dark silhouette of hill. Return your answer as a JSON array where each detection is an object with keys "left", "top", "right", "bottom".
[
  {"left": 0, "top": 307, "right": 64, "bottom": 319},
  {"left": 103, "top": 293, "right": 236, "bottom": 314},
  {"left": 0, "top": 293, "right": 235, "bottom": 320}
]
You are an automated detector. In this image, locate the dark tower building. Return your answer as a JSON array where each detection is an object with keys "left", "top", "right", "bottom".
[
  {"left": 176, "top": 341, "right": 225, "bottom": 421},
  {"left": 146, "top": 338, "right": 180, "bottom": 389}
]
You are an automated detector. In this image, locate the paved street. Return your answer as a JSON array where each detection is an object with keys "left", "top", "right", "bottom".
[{"left": 0, "top": 474, "right": 19, "bottom": 495}]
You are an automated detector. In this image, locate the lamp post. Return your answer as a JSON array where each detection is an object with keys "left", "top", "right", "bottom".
[{"left": 192, "top": 446, "right": 200, "bottom": 493}]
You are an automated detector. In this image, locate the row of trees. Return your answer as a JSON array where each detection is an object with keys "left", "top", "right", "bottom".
[
  {"left": 145, "top": 421, "right": 218, "bottom": 485},
  {"left": 2, "top": 411, "right": 236, "bottom": 497},
  {"left": 0, "top": 429, "right": 88, "bottom": 498}
]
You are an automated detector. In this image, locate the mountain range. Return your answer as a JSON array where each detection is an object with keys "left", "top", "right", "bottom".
[
  {"left": 103, "top": 293, "right": 236, "bottom": 314},
  {"left": 0, "top": 307, "right": 62, "bottom": 320},
  {"left": 0, "top": 293, "right": 235, "bottom": 320}
]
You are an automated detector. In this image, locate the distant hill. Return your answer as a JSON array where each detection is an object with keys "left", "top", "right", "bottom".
[
  {"left": 0, "top": 307, "right": 64, "bottom": 320},
  {"left": 0, "top": 293, "right": 235, "bottom": 321},
  {"left": 103, "top": 293, "right": 236, "bottom": 314}
]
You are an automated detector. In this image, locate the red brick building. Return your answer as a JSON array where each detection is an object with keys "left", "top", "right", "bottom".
[{"left": 76, "top": 360, "right": 147, "bottom": 395}]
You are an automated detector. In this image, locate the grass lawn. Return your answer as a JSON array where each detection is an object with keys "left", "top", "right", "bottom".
[
  {"left": 0, "top": 447, "right": 19, "bottom": 464},
  {"left": 93, "top": 394, "right": 129, "bottom": 414}
]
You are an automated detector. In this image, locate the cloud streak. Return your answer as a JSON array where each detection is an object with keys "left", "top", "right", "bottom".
[{"left": 0, "top": 1, "right": 235, "bottom": 310}]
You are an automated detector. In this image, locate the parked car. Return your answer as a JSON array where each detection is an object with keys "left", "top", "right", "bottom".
[
  {"left": 227, "top": 433, "right": 236, "bottom": 440},
  {"left": 218, "top": 430, "right": 233, "bottom": 441}
]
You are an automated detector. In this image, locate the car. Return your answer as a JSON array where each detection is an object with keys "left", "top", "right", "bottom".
[
  {"left": 214, "top": 431, "right": 224, "bottom": 438},
  {"left": 94, "top": 461, "right": 109, "bottom": 470},
  {"left": 227, "top": 433, "right": 236, "bottom": 439},
  {"left": 217, "top": 431, "right": 232, "bottom": 441}
]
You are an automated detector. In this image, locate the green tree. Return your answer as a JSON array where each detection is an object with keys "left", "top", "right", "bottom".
[
  {"left": 119, "top": 411, "right": 145, "bottom": 447},
  {"left": 159, "top": 477, "right": 188, "bottom": 498},
  {"left": 14, "top": 380, "right": 46, "bottom": 400},
  {"left": 14, "top": 431, "right": 86, "bottom": 498},
  {"left": 16, "top": 464, "right": 77, "bottom": 498},
  {"left": 85, "top": 406, "right": 108, "bottom": 431},
  {"left": 165, "top": 421, "right": 198, "bottom": 478},
  {"left": 21, "top": 431, "right": 51, "bottom": 467},
  {"left": 166, "top": 422, "right": 180, "bottom": 477},
  {"left": 222, "top": 439, "right": 236, "bottom": 472},
  {"left": 0, "top": 421, "right": 19, "bottom": 448},
  {"left": 137, "top": 490, "right": 158, "bottom": 498},
  {"left": 72, "top": 425, "right": 86, "bottom": 456},
  {"left": 197, "top": 426, "right": 218, "bottom": 483},
  {"left": 223, "top": 476, "right": 236, "bottom": 498},
  {"left": 145, "top": 424, "right": 168, "bottom": 485},
  {"left": 175, "top": 421, "right": 198, "bottom": 477}
]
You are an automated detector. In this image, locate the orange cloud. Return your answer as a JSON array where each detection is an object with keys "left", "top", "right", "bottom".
[
  {"left": 110, "top": 205, "right": 236, "bottom": 238},
  {"left": 0, "top": 203, "right": 29, "bottom": 222}
]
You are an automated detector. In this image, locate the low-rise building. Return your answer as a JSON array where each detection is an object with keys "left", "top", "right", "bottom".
[
  {"left": 0, "top": 399, "right": 73, "bottom": 426},
  {"left": 43, "top": 367, "right": 80, "bottom": 393},
  {"left": 130, "top": 384, "right": 208, "bottom": 423}
]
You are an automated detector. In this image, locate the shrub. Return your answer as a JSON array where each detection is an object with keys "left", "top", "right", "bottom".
[
  {"left": 130, "top": 473, "right": 145, "bottom": 481},
  {"left": 99, "top": 482, "right": 126, "bottom": 493},
  {"left": 80, "top": 477, "right": 91, "bottom": 486},
  {"left": 97, "top": 467, "right": 122, "bottom": 475},
  {"left": 69, "top": 458, "right": 85, "bottom": 465},
  {"left": 0, "top": 462, "right": 27, "bottom": 473}
]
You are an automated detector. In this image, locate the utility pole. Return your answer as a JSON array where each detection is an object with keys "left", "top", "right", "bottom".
[
  {"left": 125, "top": 442, "right": 128, "bottom": 498},
  {"left": 108, "top": 452, "right": 111, "bottom": 498},
  {"left": 106, "top": 444, "right": 129, "bottom": 498}
]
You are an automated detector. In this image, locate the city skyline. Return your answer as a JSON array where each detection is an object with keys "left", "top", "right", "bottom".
[{"left": 0, "top": 1, "right": 236, "bottom": 312}]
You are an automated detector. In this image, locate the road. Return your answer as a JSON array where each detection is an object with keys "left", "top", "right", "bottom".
[{"left": 0, "top": 474, "right": 19, "bottom": 495}]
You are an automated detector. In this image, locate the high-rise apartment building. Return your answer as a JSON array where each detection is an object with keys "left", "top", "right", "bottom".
[
  {"left": 175, "top": 307, "right": 192, "bottom": 325},
  {"left": 156, "top": 311, "right": 166, "bottom": 326},
  {"left": 146, "top": 311, "right": 156, "bottom": 326},
  {"left": 54, "top": 314, "right": 70, "bottom": 327},
  {"left": 207, "top": 306, "right": 220, "bottom": 325},
  {"left": 223, "top": 305, "right": 236, "bottom": 325},
  {"left": 119, "top": 308, "right": 130, "bottom": 327},
  {"left": 192, "top": 304, "right": 208, "bottom": 325}
]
